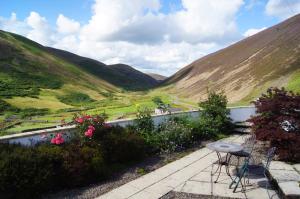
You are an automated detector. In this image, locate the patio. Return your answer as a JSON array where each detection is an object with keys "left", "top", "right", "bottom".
[{"left": 97, "top": 134, "right": 279, "bottom": 199}]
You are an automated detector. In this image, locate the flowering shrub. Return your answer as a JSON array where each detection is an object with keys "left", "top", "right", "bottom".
[
  {"left": 249, "top": 87, "right": 300, "bottom": 162},
  {"left": 51, "top": 133, "right": 65, "bottom": 145},
  {"left": 73, "top": 113, "right": 108, "bottom": 140}
]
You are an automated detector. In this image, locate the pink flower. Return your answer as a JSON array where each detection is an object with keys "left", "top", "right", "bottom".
[
  {"left": 88, "top": 125, "right": 95, "bottom": 131},
  {"left": 51, "top": 133, "right": 65, "bottom": 145},
  {"left": 51, "top": 138, "right": 56, "bottom": 144},
  {"left": 84, "top": 128, "right": 94, "bottom": 138},
  {"left": 75, "top": 117, "right": 84, "bottom": 123}
]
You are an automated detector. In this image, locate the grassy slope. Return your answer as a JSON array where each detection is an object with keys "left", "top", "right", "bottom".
[{"left": 0, "top": 30, "right": 192, "bottom": 135}]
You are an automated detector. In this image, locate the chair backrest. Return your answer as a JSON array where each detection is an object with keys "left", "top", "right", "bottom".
[
  {"left": 264, "top": 147, "right": 276, "bottom": 171},
  {"left": 242, "top": 134, "right": 256, "bottom": 154}
]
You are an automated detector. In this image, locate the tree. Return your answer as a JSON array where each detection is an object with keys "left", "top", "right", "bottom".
[
  {"left": 196, "top": 90, "right": 233, "bottom": 138},
  {"left": 249, "top": 87, "right": 300, "bottom": 162},
  {"left": 152, "top": 96, "right": 170, "bottom": 113}
]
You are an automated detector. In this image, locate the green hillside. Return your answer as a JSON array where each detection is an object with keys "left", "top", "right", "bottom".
[
  {"left": 46, "top": 47, "right": 159, "bottom": 91},
  {"left": 0, "top": 30, "right": 190, "bottom": 135}
]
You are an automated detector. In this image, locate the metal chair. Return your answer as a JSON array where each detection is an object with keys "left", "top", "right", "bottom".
[
  {"left": 263, "top": 147, "right": 276, "bottom": 198},
  {"left": 229, "top": 157, "right": 250, "bottom": 193},
  {"left": 229, "top": 134, "right": 256, "bottom": 168},
  {"left": 229, "top": 146, "right": 276, "bottom": 194}
]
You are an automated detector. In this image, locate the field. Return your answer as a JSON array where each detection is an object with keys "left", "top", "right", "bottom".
[{"left": 0, "top": 88, "right": 198, "bottom": 135}]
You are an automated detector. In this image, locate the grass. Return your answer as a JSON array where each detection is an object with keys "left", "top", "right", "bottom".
[
  {"left": 4, "top": 96, "right": 72, "bottom": 110},
  {"left": 287, "top": 70, "right": 300, "bottom": 93},
  {"left": 0, "top": 90, "right": 194, "bottom": 135}
]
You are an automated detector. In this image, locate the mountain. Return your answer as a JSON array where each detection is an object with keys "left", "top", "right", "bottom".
[
  {"left": 147, "top": 73, "right": 167, "bottom": 82},
  {"left": 0, "top": 29, "right": 159, "bottom": 97},
  {"left": 0, "top": 30, "right": 159, "bottom": 113},
  {"left": 163, "top": 14, "right": 300, "bottom": 104},
  {"left": 46, "top": 48, "right": 158, "bottom": 90}
]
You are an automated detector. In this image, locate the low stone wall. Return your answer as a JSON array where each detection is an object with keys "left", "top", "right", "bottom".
[{"left": 0, "top": 106, "right": 256, "bottom": 146}]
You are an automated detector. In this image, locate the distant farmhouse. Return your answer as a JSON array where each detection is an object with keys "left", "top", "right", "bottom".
[{"left": 154, "top": 107, "right": 182, "bottom": 115}]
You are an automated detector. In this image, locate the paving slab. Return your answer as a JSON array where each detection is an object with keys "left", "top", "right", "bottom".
[
  {"left": 278, "top": 181, "right": 300, "bottom": 197},
  {"left": 268, "top": 161, "right": 300, "bottom": 199},
  {"left": 97, "top": 135, "right": 261, "bottom": 199},
  {"left": 270, "top": 169, "right": 300, "bottom": 183},
  {"left": 293, "top": 164, "right": 300, "bottom": 173},
  {"left": 269, "top": 161, "right": 296, "bottom": 171}
]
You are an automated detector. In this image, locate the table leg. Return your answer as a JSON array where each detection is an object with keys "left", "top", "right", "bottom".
[
  {"left": 213, "top": 152, "right": 223, "bottom": 183},
  {"left": 225, "top": 153, "right": 234, "bottom": 181},
  {"left": 213, "top": 152, "right": 234, "bottom": 183}
]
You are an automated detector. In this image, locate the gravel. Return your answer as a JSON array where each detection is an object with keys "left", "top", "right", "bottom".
[{"left": 42, "top": 140, "right": 211, "bottom": 199}]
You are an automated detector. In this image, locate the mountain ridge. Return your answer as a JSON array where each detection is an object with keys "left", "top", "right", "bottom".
[
  {"left": 46, "top": 47, "right": 158, "bottom": 91},
  {"left": 163, "top": 13, "right": 300, "bottom": 103}
]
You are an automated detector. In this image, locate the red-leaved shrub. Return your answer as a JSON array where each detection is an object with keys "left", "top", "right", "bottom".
[{"left": 249, "top": 87, "right": 300, "bottom": 162}]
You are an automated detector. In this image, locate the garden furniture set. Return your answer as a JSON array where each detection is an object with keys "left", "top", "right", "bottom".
[{"left": 207, "top": 134, "right": 276, "bottom": 194}]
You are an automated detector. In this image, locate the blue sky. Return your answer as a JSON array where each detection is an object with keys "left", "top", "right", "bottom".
[
  {"left": 0, "top": 0, "right": 299, "bottom": 75},
  {"left": 0, "top": 0, "right": 280, "bottom": 33}
]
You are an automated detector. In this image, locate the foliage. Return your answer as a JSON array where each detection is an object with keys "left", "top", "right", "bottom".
[
  {"left": 73, "top": 113, "right": 108, "bottom": 141},
  {"left": 19, "top": 108, "right": 49, "bottom": 118},
  {"left": 196, "top": 90, "right": 233, "bottom": 139},
  {"left": 152, "top": 96, "right": 170, "bottom": 113},
  {"left": 156, "top": 118, "right": 193, "bottom": 152},
  {"left": 134, "top": 106, "right": 154, "bottom": 133},
  {"left": 0, "top": 68, "right": 62, "bottom": 98},
  {"left": 0, "top": 113, "right": 148, "bottom": 198},
  {"left": 0, "top": 99, "right": 19, "bottom": 113},
  {"left": 0, "top": 143, "right": 106, "bottom": 198},
  {"left": 100, "top": 126, "right": 147, "bottom": 163},
  {"left": 58, "top": 92, "right": 95, "bottom": 106},
  {"left": 249, "top": 87, "right": 300, "bottom": 162}
]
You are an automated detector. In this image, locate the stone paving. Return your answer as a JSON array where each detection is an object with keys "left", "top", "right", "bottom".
[
  {"left": 97, "top": 135, "right": 279, "bottom": 199},
  {"left": 268, "top": 161, "right": 300, "bottom": 198}
]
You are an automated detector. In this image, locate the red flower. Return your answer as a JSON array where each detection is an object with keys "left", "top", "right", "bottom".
[
  {"left": 88, "top": 125, "right": 95, "bottom": 131},
  {"left": 84, "top": 129, "right": 94, "bottom": 138},
  {"left": 75, "top": 117, "right": 84, "bottom": 123},
  {"left": 51, "top": 133, "right": 65, "bottom": 145}
]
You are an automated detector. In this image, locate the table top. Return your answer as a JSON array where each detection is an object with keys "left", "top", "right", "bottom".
[{"left": 206, "top": 141, "right": 243, "bottom": 153}]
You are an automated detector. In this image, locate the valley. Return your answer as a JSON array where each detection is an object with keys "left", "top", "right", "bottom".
[{"left": 1, "top": 14, "right": 300, "bottom": 135}]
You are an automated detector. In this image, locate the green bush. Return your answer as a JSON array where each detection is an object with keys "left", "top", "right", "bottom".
[
  {"left": 58, "top": 92, "right": 95, "bottom": 106},
  {"left": 134, "top": 106, "right": 154, "bottom": 133},
  {"left": 0, "top": 144, "right": 65, "bottom": 198},
  {"left": 0, "top": 142, "right": 107, "bottom": 198},
  {"left": 195, "top": 90, "right": 233, "bottom": 139},
  {"left": 61, "top": 141, "right": 107, "bottom": 187},
  {"left": 156, "top": 118, "right": 193, "bottom": 152},
  {"left": 100, "top": 126, "right": 147, "bottom": 163}
]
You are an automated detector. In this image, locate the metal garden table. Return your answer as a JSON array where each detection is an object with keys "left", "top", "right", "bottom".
[{"left": 206, "top": 141, "right": 243, "bottom": 183}]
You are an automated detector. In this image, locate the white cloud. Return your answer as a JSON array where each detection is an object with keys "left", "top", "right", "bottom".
[
  {"left": 243, "top": 27, "right": 266, "bottom": 37},
  {"left": 266, "top": 0, "right": 300, "bottom": 19},
  {"left": 26, "top": 11, "right": 53, "bottom": 45},
  {"left": 56, "top": 14, "right": 80, "bottom": 34},
  {"left": 0, "top": 1, "right": 245, "bottom": 75},
  {"left": 0, "top": 13, "right": 29, "bottom": 35}
]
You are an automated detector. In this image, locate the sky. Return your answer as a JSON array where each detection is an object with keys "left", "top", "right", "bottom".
[{"left": 1, "top": 0, "right": 300, "bottom": 76}]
